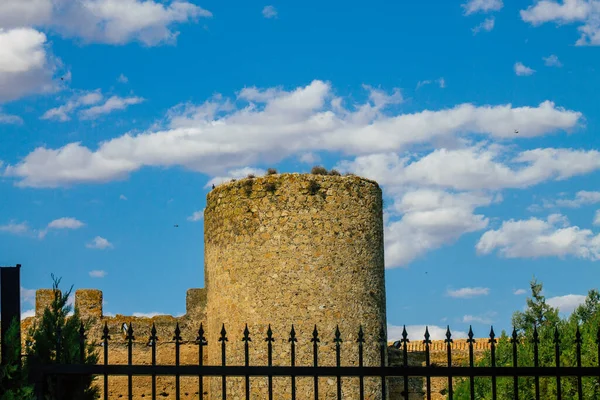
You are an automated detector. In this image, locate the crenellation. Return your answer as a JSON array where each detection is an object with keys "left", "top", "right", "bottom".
[{"left": 75, "top": 289, "right": 103, "bottom": 319}]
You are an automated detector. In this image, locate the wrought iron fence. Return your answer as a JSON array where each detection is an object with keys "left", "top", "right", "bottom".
[{"left": 28, "top": 322, "right": 600, "bottom": 400}]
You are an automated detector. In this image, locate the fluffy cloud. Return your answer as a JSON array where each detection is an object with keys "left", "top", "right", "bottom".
[
  {"left": 0, "top": 111, "right": 22, "bottom": 124},
  {"left": 118, "top": 74, "right": 128, "bottom": 83},
  {"left": 41, "top": 90, "right": 103, "bottom": 121},
  {"left": 89, "top": 270, "right": 107, "bottom": 278},
  {"left": 383, "top": 190, "right": 493, "bottom": 267},
  {"left": 514, "top": 288, "right": 527, "bottom": 295},
  {"left": 416, "top": 78, "right": 446, "bottom": 89},
  {"left": 2, "top": 80, "right": 584, "bottom": 188},
  {"left": 187, "top": 209, "right": 204, "bottom": 222},
  {"left": 0, "top": 0, "right": 212, "bottom": 46},
  {"left": 447, "top": 287, "right": 491, "bottom": 298},
  {"left": 520, "top": 0, "right": 600, "bottom": 46},
  {"left": 515, "top": 62, "right": 536, "bottom": 76},
  {"left": 462, "top": 312, "right": 497, "bottom": 324},
  {"left": 547, "top": 294, "right": 587, "bottom": 313},
  {"left": 0, "top": 221, "right": 30, "bottom": 235},
  {"left": 79, "top": 95, "right": 145, "bottom": 120},
  {"left": 388, "top": 324, "right": 468, "bottom": 341},
  {"left": 476, "top": 214, "right": 600, "bottom": 260},
  {"left": 462, "top": 0, "right": 504, "bottom": 15},
  {"left": 340, "top": 146, "right": 600, "bottom": 192},
  {"left": 552, "top": 191, "right": 600, "bottom": 208},
  {"left": 0, "top": 28, "right": 59, "bottom": 103},
  {"left": 39, "top": 217, "right": 85, "bottom": 238},
  {"left": 262, "top": 5, "right": 278, "bottom": 18},
  {"left": 86, "top": 236, "right": 113, "bottom": 249},
  {"left": 472, "top": 17, "right": 496, "bottom": 34},
  {"left": 543, "top": 54, "right": 563, "bottom": 67},
  {"left": 595, "top": 210, "right": 600, "bottom": 225}
]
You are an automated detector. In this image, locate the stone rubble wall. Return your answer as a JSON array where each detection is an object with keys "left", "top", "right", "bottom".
[{"left": 204, "top": 173, "right": 387, "bottom": 399}]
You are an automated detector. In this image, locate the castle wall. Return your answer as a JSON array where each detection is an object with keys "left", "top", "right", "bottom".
[{"left": 203, "top": 173, "right": 387, "bottom": 399}]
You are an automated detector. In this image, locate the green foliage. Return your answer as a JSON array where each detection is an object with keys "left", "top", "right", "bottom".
[
  {"left": 454, "top": 278, "right": 600, "bottom": 400},
  {"left": 0, "top": 318, "right": 34, "bottom": 400},
  {"left": 266, "top": 168, "right": 278, "bottom": 175},
  {"left": 328, "top": 169, "right": 341, "bottom": 176},
  {"left": 24, "top": 275, "right": 99, "bottom": 400}
]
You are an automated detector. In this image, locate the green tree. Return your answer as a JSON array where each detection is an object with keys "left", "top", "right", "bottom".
[
  {"left": 0, "top": 318, "right": 34, "bottom": 400},
  {"left": 454, "top": 278, "right": 600, "bottom": 400},
  {"left": 24, "top": 275, "right": 99, "bottom": 400}
]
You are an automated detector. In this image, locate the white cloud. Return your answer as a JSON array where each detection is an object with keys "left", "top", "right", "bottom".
[
  {"left": 21, "top": 309, "right": 35, "bottom": 320},
  {"left": 118, "top": 73, "right": 129, "bottom": 83},
  {"left": 299, "top": 152, "right": 320, "bottom": 164},
  {"left": 187, "top": 209, "right": 204, "bottom": 222},
  {"left": 0, "top": 221, "right": 30, "bottom": 235},
  {"left": 0, "top": 111, "right": 23, "bottom": 124},
  {"left": 132, "top": 311, "right": 164, "bottom": 318},
  {"left": 47, "top": 217, "right": 85, "bottom": 229},
  {"left": 462, "top": 0, "right": 504, "bottom": 15},
  {"left": 595, "top": 210, "right": 600, "bottom": 225},
  {"left": 86, "top": 236, "right": 113, "bottom": 249},
  {"left": 89, "top": 270, "right": 107, "bottom": 278},
  {"left": 119, "top": 194, "right": 127, "bottom": 200},
  {"left": 553, "top": 191, "right": 600, "bottom": 208},
  {"left": 447, "top": 287, "right": 490, "bottom": 298},
  {"left": 39, "top": 217, "right": 85, "bottom": 238},
  {"left": 21, "top": 287, "right": 36, "bottom": 305},
  {"left": 547, "top": 294, "right": 587, "bottom": 314},
  {"left": 0, "top": 0, "right": 212, "bottom": 46},
  {"left": 262, "top": 5, "right": 278, "bottom": 18},
  {"left": 205, "top": 167, "right": 267, "bottom": 188},
  {"left": 514, "top": 288, "right": 527, "bottom": 295},
  {"left": 520, "top": 0, "right": 600, "bottom": 46},
  {"left": 388, "top": 324, "right": 468, "bottom": 341},
  {"left": 462, "top": 312, "right": 497, "bottom": 324},
  {"left": 543, "top": 54, "right": 563, "bottom": 67},
  {"left": 383, "top": 190, "right": 493, "bottom": 267},
  {"left": 79, "top": 95, "right": 145, "bottom": 120},
  {"left": 515, "top": 62, "right": 536, "bottom": 76},
  {"left": 42, "top": 90, "right": 103, "bottom": 121},
  {"left": 472, "top": 17, "right": 495, "bottom": 34},
  {"left": 0, "top": 28, "right": 59, "bottom": 103},
  {"left": 2, "top": 80, "right": 584, "bottom": 188},
  {"left": 416, "top": 78, "right": 446, "bottom": 89},
  {"left": 476, "top": 214, "right": 600, "bottom": 260},
  {"left": 341, "top": 146, "right": 599, "bottom": 193}
]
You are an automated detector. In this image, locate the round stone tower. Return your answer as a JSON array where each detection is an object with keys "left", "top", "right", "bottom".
[{"left": 204, "top": 173, "right": 387, "bottom": 399}]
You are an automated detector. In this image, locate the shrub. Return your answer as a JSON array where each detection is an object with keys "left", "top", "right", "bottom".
[
  {"left": 310, "top": 166, "right": 328, "bottom": 175},
  {"left": 308, "top": 181, "right": 321, "bottom": 195},
  {"left": 328, "top": 169, "right": 341, "bottom": 176},
  {"left": 247, "top": 174, "right": 256, "bottom": 179},
  {"left": 243, "top": 179, "right": 253, "bottom": 195},
  {"left": 265, "top": 182, "right": 277, "bottom": 193},
  {"left": 266, "top": 168, "right": 278, "bottom": 175},
  {"left": 25, "top": 275, "right": 99, "bottom": 400},
  {"left": 0, "top": 318, "right": 34, "bottom": 400}
]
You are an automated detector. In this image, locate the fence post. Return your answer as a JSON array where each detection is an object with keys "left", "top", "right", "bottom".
[{"left": 0, "top": 264, "right": 21, "bottom": 366}]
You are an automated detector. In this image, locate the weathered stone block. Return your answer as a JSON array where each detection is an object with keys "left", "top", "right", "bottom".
[{"left": 75, "top": 289, "right": 103, "bottom": 319}]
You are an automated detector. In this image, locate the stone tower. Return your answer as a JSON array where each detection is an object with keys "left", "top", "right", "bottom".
[{"left": 203, "top": 173, "right": 387, "bottom": 399}]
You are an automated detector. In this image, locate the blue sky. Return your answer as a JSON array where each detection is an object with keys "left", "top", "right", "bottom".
[{"left": 1, "top": 0, "right": 600, "bottom": 341}]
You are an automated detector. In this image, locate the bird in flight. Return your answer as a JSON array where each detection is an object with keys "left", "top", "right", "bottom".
[
  {"left": 514, "top": 129, "right": 519, "bottom": 134},
  {"left": 174, "top": 224, "right": 179, "bottom": 228}
]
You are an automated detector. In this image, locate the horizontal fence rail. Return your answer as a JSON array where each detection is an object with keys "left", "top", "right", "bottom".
[{"left": 28, "top": 322, "right": 600, "bottom": 400}]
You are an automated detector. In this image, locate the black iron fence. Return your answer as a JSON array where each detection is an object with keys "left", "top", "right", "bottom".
[{"left": 28, "top": 322, "right": 600, "bottom": 400}]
